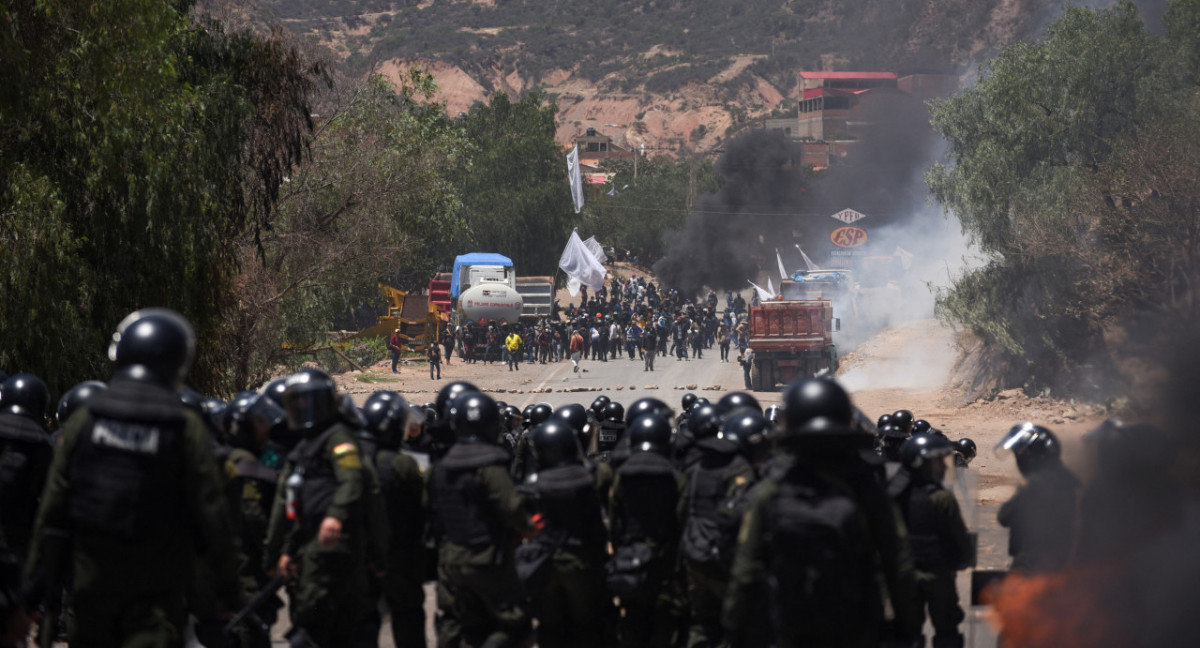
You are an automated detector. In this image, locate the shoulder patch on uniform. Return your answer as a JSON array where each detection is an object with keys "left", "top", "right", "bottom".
[
  {"left": 332, "top": 442, "right": 357, "bottom": 456},
  {"left": 734, "top": 475, "right": 748, "bottom": 487},
  {"left": 333, "top": 442, "right": 361, "bottom": 469}
]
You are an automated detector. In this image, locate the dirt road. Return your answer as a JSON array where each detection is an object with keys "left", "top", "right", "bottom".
[{"left": 321, "top": 317, "right": 1107, "bottom": 647}]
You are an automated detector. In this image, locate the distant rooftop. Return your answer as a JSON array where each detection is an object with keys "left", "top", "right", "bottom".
[{"left": 798, "top": 71, "right": 898, "bottom": 80}]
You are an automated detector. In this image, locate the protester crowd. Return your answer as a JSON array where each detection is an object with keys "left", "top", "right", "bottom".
[{"left": 0, "top": 305, "right": 1176, "bottom": 648}]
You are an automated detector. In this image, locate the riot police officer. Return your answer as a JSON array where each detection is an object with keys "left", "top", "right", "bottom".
[
  {"left": 723, "top": 378, "right": 920, "bottom": 648},
  {"left": 430, "top": 391, "right": 535, "bottom": 647},
  {"left": 995, "top": 423, "right": 1080, "bottom": 573},
  {"left": 890, "top": 434, "right": 973, "bottom": 648},
  {"left": 265, "top": 368, "right": 377, "bottom": 647},
  {"left": 27, "top": 308, "right": 241, "bottom": 647},
  {"left": 0, "top": 373, "right": 52, "bottom": 561}
]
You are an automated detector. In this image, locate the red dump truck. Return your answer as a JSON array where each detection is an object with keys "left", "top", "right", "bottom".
[{"left": 747, "top": 298, "right": 840, "bottom": 391}]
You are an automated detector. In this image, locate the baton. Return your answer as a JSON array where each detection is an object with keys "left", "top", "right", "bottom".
[{"left": 222, "top": 573, "right": 285, "bottom": 637}]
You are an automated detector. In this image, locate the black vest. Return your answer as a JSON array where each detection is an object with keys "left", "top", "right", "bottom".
[
  {"left": 528, "top": 464, "right": 605, "bottom": 553},
  {"left": 287, "top": 424, "right": 346, "bottom": 533},
  {"left": 0, "top": 413, "right": 51, "bottom": 546},
  {"left": 68, "top": 380, "right": 186, "bottom": 541},
  {"left": 898, "top": 480, "right": 947, "bottom": 571},
  {"left": 432, "top": 442, "right": 510, "bottom": 549},
  {"left": 614, "top": 452, "right": 680, "bottom": 545}
]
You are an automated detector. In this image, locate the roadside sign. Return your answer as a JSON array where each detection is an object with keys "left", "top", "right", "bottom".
[
  {"left": 831, "top": 226, "right": 868, "bottom": 248},
  {"left": 831, "top": 208, "right": 866, "bottom": 224}
]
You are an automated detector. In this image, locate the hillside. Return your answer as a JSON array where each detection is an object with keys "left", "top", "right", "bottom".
[{"left": 244, "top": 0, "right": 1057, "bottom": 152}]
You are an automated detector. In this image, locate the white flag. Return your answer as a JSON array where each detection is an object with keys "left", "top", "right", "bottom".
[
  {"left": 893, "top": 245, "right": 914, "bottom": 270},
  {"left": 767, "top": 277, "right": 775, "bottom": 299},
  {"left": 748, "top": 280, "right": 773, "bottom": 302},
  {"left": 583, "top": 236, "right": 607, "bottom": 265},
  {"left": 566, "top": 145, "right": 585, "bottom": 214},
  {"left": 559, "top": 230, "right": 607, "bottom": 296},
  {"left": 776, "top": 249, "right": 789, "bottom": 281},
  {"left": 795, "top": 244, "right": 821, "bottom": 271}
]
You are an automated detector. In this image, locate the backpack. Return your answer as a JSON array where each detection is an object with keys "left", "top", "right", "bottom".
[
  {"left": 679, "top": 465, "right": 733, "bottom": 578},
  {"left": 604, "top": 542, "right": 657, "bottom": 605},
  {"left": 764, "top": 473, "right": 874, "bottom": 643}
]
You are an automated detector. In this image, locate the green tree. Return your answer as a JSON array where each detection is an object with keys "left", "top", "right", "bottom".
[
  {"left": 0, "top": 0, "right": 320, "bottom": 397},
  {"left": 927, "top": 1, "right": 1200, "bottom": 395},
  {"left": 455, "top": 92, "right": 575, "bottom": 276}
]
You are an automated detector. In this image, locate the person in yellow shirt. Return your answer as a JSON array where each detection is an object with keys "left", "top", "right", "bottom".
[{"left": 505, "top": 328, "right": 523, "bottom": 372}]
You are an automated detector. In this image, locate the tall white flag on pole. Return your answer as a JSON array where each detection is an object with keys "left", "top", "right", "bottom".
[
  {"left": 582, "top": 236, "right": 607, "bottom": 265},
  {"left": 767, "top": 277, "right": 776, "bottom": 299},
  {"left": 559, "top": 230, "right": 607, "bottom": 296},
  {"left": 795, "top": 244, "right": 821, "bottom": 271},
  {"left": 567, "top": 145, "right": 585, "bottom": 214},
  {"left": 748, "top": 280, "right": 773, "bottom": 302},
  {"left": 776, "top": 249, "right": 789, "bottom": 280}
]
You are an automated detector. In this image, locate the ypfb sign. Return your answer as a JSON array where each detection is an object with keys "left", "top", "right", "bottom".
[
  {"left": 831, "top": 226, "right": 868, "bottom": 248},
  {"left": 831, "top": 208, "right": 866, "bottom": 224}
]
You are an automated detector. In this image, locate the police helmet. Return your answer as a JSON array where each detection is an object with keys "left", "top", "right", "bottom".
[
  {"left": 879, "top": 423, "right": 909, "bottom": 439},
  {"left": 627, "top": 414, "right": 672, "bottom": 456},
  {"left": 625, "top": 397, "right": 672, "bottom": 426},
  {"left": 603, "top": 401, "right": 625, "bottom": 423},
  {"left": 436, "top": 381, "right": 479, "bottom": 420},
  {"left": 763, "top": 405, "right": 782, "bottom": 425},
  {"left": 912, "top": 419, "right": 933, "bottom": 435},
  {"left": 891, "top": 410, "right": 915, "bottom": 437},
  {"left": 590, "top": 395, "right": 611, "bottom": 418},
  {"left": 179, "top": 388, "right": 206, "bottom": 413},
  {"left": 364, "top": 391, "right": 407, "bottom": 448},
  {"left": 282, "top": 369, "right": 340, "bottom": 434},
  {"left": 782, "top": 378, "right": 854, "bottom": 432},
  {"left": 681, "top": 393, "right": 698, "bottom": 413},
  {"left": 261, "top": 377, "right": 289, "bottom": 408},
  {"left": 501, "top": 405, "right": 523, "bottom": 433},
  {"left": 449, "top": 391, "right": 501, "bottom": 443},
  {"left": 108, "top": 308, "right": 196, "bottom": 387},
  {"left": 530, "top": 420, "right": 583, "bottom": 470},
  {"left": 876, "top": 413, "right": 894, "bottom": 430},
  {"left": 955, "top": 438, "right": 978, "bottom": 465},
  {"left": 229, "top": 391, "right": 287, "bottom": 450},
  {"left": 687, "top": 404, "right": 722, "bottom": 440},
  {"left": 552, "top": 403, "right": 590, "bottom": 437},
  {"left": 1, "top": 373, "right": 49, "bottom": 423},
  {"left": 899, "top": 433, "right": 955, "bottom": 475},
  {"left": 720, "top": 410, "right": 772, "bottom": 464},
  {"left": 995, "top": 422, "right": 1061, "bottom": 476},
  {"left": 716, "top": 391, "right": 761, "bottom": 415},
  {"left": 528, "top": 403, "right": 554, "bottom": 427},
  {"left": 57, "top": 380, "right": 107, "bottom": 425}
]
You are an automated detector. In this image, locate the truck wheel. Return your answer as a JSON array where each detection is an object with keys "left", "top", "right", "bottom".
[
  {"left": 762, "top": 361, "right": 775, "bottom": 391},
  {"left": 752, "top": 362, "right": 765, "bottom": 391}
]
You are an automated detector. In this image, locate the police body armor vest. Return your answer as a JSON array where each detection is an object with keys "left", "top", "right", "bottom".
[
  {"left": 376, "top": 448, "right": 425, "bottom": 550},
  {"left": 614, "top": 452, "right": 680, "bottom": 546},
  {"left": 596, "top": 421, "right": 624, "bottom": 454},
  {"left": 0, "top": 413, "right": 51, "bottom": 544},
  {"left": 68, "top": 381, "right": 186, "bottom": 541},
  {"left": 900, "top": 480, "right": 947, "bottom": 571},
  {"left": 287, "top": 424, "right": 346, "bottom": 533},
  {"left": 433, "top": 442, "right": 510, "bottom": 550},
  {"left": 529, "top": 464, "right": 604, "bottom": 553}
]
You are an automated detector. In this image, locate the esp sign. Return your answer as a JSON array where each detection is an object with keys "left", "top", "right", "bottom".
[
  {"left": 831, "top": 226, "right": 868, "bottom": 248},
  {"left": 831, "top": 208, "right": 866, "bottom": 224}
]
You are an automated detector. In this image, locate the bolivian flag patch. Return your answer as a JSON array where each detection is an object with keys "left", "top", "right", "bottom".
[{"left": 333, "top": 442, "right": 361, "bottom": 469}]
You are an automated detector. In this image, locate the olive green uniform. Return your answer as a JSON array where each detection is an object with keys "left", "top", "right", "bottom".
[
  {"left": 264, "top": 423, "right": 376, "bottom": 647},
  {"left": 431, "top": 441, "right": 535, "bottom": 648},
  {"left": 723, "top": 455, "right": 921, "bottom": 648},
  {"left": 224, "top": 446, "right": 283, "bottom": 648},
  {"left": 26, "top": 378, "right": 240, "bottom": 648}
]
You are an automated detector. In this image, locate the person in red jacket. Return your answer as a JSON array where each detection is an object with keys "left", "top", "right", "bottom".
[{"left": 569, "top": 328, "right": 585, "bottom": 374}]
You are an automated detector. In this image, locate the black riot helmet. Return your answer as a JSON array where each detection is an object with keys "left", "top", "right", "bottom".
[
  {"left": 261, "top": 377, "right": 289, "bottom": 408},
  {"left": 590, "top": 395, "right": 611, "bottom": 418},
  {"left": 687, "top": 404, "right": 723, "bottom": 440},
  {"left": 995, "top": 422, "right": 1062, "bottom": 476},
  {"left": 900, "top": 433, "right": 955, "bottom": 480},
  {"left": 530, "top": 420, "right": 584, "bottom": 470},
  {"left": 627, "top": 414, "right": 673, "bottom": 456},
  {"left": 763, "top": 405, "right": 782, "bottom": 426},
  {"left": 200, "top": 398, "right": 228, "bottom": 436},
  {"left": 551, "top": 403, "right": 589, "bottom": 436},
  {"left": 364, "top": 391, "right": 408, "bottom": 448},
  {"left": 229, "top": 391, "right": 286, "bottom": 450},
  {"left": 876, "top": 413, "right": 894, "bottom": 430},
  {"left": 625, "top": 397, "right": 672, "bottom": 426},
  {"left": 449, "top": 391, "right": 501, "bottom": 443},
  {"left": 528, "top": 403, "right": 554, "bottom": 427},
  {"left": 436, "top": 381, "right": 480, "bottom": 420},
  {"left": 57, "top": 380, "right": 107, "bottom": 425},
  {"left": 522, "top": 404, "right": 536, "bottom": 427},
  {"left": 782, "top": 378, "right": 854, "bottom": 432},
  {"left": 603, "top": 401, "right": 625, "bottom": 423},
  {"left": 501, "top": 405, "right": 524, "bottom": 433},
  {"left": 681, "top": 392, "right": 699, "bottom": 413},
  {"left": 891, "top": 410, "right": 915, "bottom": 437},
  {"left": 717, "top": 392, "right": 761, "bottom": 415},
  {"left": 179, "top": 388, "right": 206, "bottom": 413},
  {"left": 107, "top": 308, "right": 196, "bottom": 388},
  {"left": 282, "top": 369, "right": 340, "bottom": 435},
  {"left": 955, "top": 438, "right": 977, "bottom": 466},
  {"left": 720, "top": 410, "right": 772, "bottom": 465},
  {"left": 2, "top": 373, "right": 50, "bottom": 423},
  {"left": 912, "top": 419, "right": 933, "bottom": 435}
]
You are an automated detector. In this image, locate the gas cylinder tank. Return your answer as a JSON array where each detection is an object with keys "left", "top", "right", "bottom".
[{"left": 459, "top": 283, "right": 523, "bottom": 324}]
